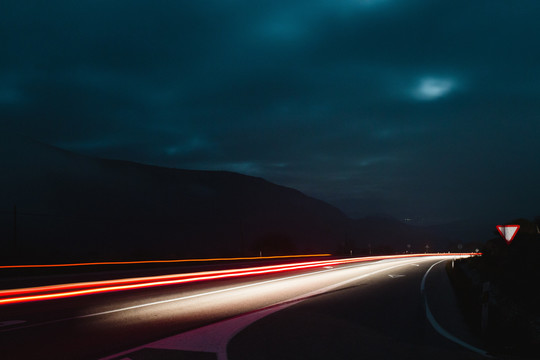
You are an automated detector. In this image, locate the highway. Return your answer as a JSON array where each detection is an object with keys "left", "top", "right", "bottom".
[{"left": 0, "top": 254, "right": 487, "bottom": 359}]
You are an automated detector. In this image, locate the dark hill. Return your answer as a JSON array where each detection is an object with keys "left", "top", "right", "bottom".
[
  {"left": 0, "top": 134, "right": 353, "bottom": 262},
  {"left": 0, "top": 133, "right": 467, "bottom": 263},
  {"left": 352, "top": 215, "right": 459, "bottom": 254}
]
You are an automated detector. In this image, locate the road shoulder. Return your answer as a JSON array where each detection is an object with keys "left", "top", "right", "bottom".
[{"left": 424, "top": 259, "right": 489, "bottom": 356}]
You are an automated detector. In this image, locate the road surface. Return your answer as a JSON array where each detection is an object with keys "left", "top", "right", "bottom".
[{"left": 0, "top": 254, "right": 488, "bottom": 359}]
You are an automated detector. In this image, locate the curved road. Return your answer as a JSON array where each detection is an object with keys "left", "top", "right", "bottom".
[{"left": 0, "top": 254, "right": 487, "bottom": 359}]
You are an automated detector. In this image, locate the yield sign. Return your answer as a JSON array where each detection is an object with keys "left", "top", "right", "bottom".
[{"left": 496, "top": 225, "right": 520, "bottom": 244}]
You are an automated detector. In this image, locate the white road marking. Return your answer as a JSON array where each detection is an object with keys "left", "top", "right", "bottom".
[
  {"left": 421, "top": 259, "right": 492, "bottom": 358},
  {"left": 388, "top": 274, "right": 406, "bottom": 278}
]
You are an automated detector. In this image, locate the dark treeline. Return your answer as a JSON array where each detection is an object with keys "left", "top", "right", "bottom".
[{"left": 450, "top": 217, "right": 540, "bottom": 358}]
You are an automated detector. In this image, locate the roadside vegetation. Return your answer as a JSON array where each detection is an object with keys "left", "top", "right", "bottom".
[{"left": 449, "top": 217, "right": 540, "bottom": 358}]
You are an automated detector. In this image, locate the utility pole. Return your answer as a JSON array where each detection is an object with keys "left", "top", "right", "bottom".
[{"left": 13, "top": 204, "right": 17, "bottom": 253}]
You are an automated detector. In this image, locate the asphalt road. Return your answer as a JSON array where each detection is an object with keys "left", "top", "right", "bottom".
[
  {"left": 0, "top": 255, "right": 486, "bottom": 359},
  {"left": 227, "top": 259, "right": 488, "bottom": 360}
]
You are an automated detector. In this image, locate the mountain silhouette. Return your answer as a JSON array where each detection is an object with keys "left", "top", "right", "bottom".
[
  {"left": 1, "top": 134, "right": 354, "bottom": 262},
  {"left": 0, "top": 133, "right": 466, "bottom": 263}
]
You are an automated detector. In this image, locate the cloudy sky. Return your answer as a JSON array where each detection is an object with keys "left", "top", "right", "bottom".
[{"left": 1, "top": 0, "right": 539, "bottom": 225}]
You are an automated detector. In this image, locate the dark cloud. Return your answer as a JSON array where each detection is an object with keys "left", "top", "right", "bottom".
[{"left": 1, "top": 0, "right": 539, "bottom": 226}]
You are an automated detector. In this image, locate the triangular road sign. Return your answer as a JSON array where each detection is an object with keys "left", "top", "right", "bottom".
[{"left": 496, "top": 225, "right": 520, "bottom": 244}]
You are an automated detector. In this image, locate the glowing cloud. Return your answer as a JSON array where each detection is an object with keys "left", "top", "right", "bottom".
[{"left": 413, "top": 77, "right": 455, "bottom": 101}]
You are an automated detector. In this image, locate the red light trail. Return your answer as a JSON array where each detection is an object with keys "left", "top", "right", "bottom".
[
  {"left": 0, "top": 253, "right": 479, "bottom": 306},
  {"left": 0, "top": 254, "right": 332, "bottom": 269}
]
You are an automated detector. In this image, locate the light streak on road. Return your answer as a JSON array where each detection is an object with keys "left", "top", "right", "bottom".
[
  {"left": 0, "top": 253, "right": 480, "bottom": 359},
  {"left": 0, "top": 253, "right": 478, "bottom": 306},
  {"left": 0, "top": 254, "right": 332, "bottom": 269}
]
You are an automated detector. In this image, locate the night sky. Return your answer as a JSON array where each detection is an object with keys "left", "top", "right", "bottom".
[{"left": 1, "top": 1, "right": 539, "bottom": 226}]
